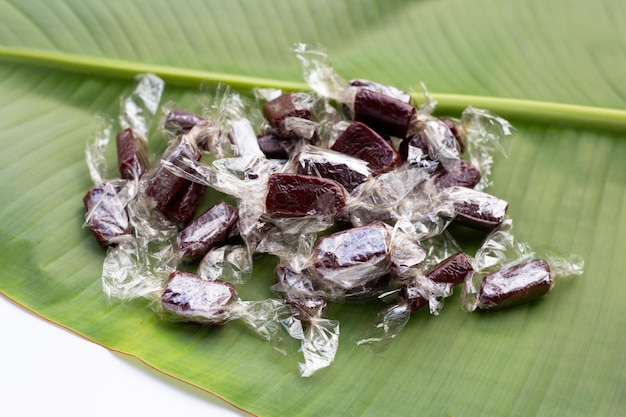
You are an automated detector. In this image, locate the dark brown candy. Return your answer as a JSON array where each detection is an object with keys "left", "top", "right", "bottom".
[
  {"left": 257, "top": 129, "right": 292, "bottom": 160},
  {"left": 265, "top": 173, "right": 346, "bottom": 218},
  {"left": 439, "top": 117, "right": 465, "bottom": 154},
  {"left": 399, "top": 251, "right": 474, "bottom": 312},
  {"left": 294, "top": 146, "right": 371, "bottom": 193},
  {"left": 262, "top": 93, "right": 313, "bottom": 139},
  {"left": 442, "top": 187, "right": 508, "bottom": 232},
  {"left": 161, "top": 271, "right": 237, "bottom": 325},
  {"left": 143, "top": 136, "right": 204, "bottom": 224},
  {"left": 83, "top": 181, "right": 132, "bottom": 247},
  {"left": 353, "top": 88, "right": 416, "bottom": 138},
  {"left": 116, "top": 128, "right": 148, "bottom": 180},
  {"left": 432, "top": 159, "right": 482, "bottom": 190},
  {"left": 331, "top": 121, "right": 401, "bottom": 175},
  {"left": 275, "top": 265, "right": 328, "bottom": 323},
  {"left": 477, "top": 258, "right": 553, "bottom": 311},
  {"left": 159, "top": 181, "right": 207, "bottom": 225},
  {"left": 312, "top": 221, "right": 391, "bottom": 299},
  {"left": 164, "top": 109, "right": 206, "bottom": 135},
  {"left": 176, "top": 202, "right": 239, "bottom": 260}
]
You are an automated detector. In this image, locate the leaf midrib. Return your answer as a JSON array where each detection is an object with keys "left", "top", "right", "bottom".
[{"left": 1, "top": 46, "right": 625, "bottom": 133}]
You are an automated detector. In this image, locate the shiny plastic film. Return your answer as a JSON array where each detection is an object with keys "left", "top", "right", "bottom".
[
  {"left": 80, "top": 44, "right": 585, "bottom": 376},
  {"left": 462, "top": 219, "right": 584, "bottom": 312}
]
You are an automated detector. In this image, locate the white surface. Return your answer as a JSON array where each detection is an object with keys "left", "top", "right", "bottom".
[{"left": 0, "top": 295, "right": 248, "bottom": 417}]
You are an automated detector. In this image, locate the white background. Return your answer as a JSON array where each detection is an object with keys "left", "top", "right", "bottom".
[{"left": 0, "top": 295, "right": 247, "bottom": 417}]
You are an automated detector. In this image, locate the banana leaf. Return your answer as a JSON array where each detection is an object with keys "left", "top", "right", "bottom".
[{"left": 1, "top": 0, "right": 625, "bottom": 416}]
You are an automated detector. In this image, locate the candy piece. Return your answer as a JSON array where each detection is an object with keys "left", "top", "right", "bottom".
[
  {"left": 145, "top": 136, "right": 202, "bottom": 216},
  {"left": 293, "top": 145, "right": 371, "bottom": 193},
  {"left": 331, "top": 121, "right": 401, "bottom": 175},
  {"left": 274, "top": 265, "right": 328, "bottom": 323},
  {"left": 441, "top": 186, "right": 508, "bottom": 232},
  {"left": 176, "top": 202, "right": 239, "bottom": 260},
  {"left": 432, "top": 159, "right": 482, "bottom": 190},
  {"left": 159, "top": 181, "right": 207, "bottom": 225},
  {"left": 399, "top": 251, "right": 474, "bottom": 312},
  {"left": 477, "top": 258, "right": 552, "bottom": 311},
  {"left": 263, "top": 93, "right": 313, "bottom": 139},
  {"left": 311, "top": 221, "right": 392, "bottom": 299},
  {"left": 265, "top": 173, "right": 346, "bottom": 218},
  {"left": 83, "top": 181, "right": 132, "bottom": 247},
  {"left": 352, "top": 88, "right": 416, "bottom": 138},
  {"left": 161, "top": 271, "right": 237, "bottom": 325},
  {"left": 116, "top": 128, "right": 148, "bottom": 180},
  {"left": 257, "top": 129, "right": 292, "bottom": 160},
  {"left": 164, "top": 109, "right": 206, "bottom": 135}
]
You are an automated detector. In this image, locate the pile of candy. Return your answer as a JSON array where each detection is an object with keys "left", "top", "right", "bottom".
[{"left": 82, "top": 44, "right": 583, "bottom": 376}]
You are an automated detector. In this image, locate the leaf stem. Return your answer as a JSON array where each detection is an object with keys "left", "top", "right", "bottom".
[{"left": 2, "top": 46, "right": 625, "bottom": 132}]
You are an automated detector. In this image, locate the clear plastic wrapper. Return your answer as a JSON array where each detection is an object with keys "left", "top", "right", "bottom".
[
  {"left": 356, "top": 233, "right": 473, "bottom": 350},
  {"left": 461, "top": 106, "right": 515, "bottom": 191},
  {"left": 119, "top": 73, "right": 164, "bottom": 143},
  {"left": 274, "top": 220, "right": 427, "bottom": 303},
  {"left": 283, "top": 315, "right": 340, "bottom": 377},
  {"left": 462, "top": 219, "right": 584, "bottom": 312},
  {"left": 272, "top": 265, "right": 339, "bottom": 377},
  {"left": 156, "top": 271, "right": 293, "bottom": 353},
  {"left": 197, "top": 244, "right": 253, "bottom": 285}
]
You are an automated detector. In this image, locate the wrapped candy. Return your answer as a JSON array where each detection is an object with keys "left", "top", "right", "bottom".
[
  {"left": 462, "top": 219, "right": 584, "bottom": 312},
  {"left": 158, "top": 271, "right": 293, "bottom": 352},
  {"left": 356, "top": 233, "right": 473, "bottom": 349}
]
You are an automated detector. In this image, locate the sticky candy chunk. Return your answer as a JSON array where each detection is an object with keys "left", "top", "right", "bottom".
[
  {"left": 432, "top": 159, "right": 482, "bottom": 190},
  {"left": 331, "top": 121, "right": 401, "bottom": 175},
  {"left": 161, "top": 271, "right": 237, "bottom": 325},
  {"left": 426, "top": 252, "right": 474, "bottom": 285},
  {"left": 353, "top": 88, "right": 416, "bottom": 138},
  {"left": 294, "top": 146, "right": 371, "bottom": 193},
  {"left": 312, "top": 221, "right": 391, "bottom": 297},
  {"left": 399, "top": 251, "right": 474, "bottom": 312},
  {"left": 257, "top": 129, "right": 292, "bottom": 160},
  {"left": 265, "top": 173, "right": 346, "bottom": 218},
  {"left": 83, "top": 181, "right": 131, "bottom": 247},
  {"left": 263, "top": 93, "right": 313, "bottom": 139},
  {"left": 164, "top": 109, "right": 206, "bottom": 135},
  {"left": 442, "top": 186, "right": 508, "bottom": 232},
  {"left": 116, "top": 128, "right": 148, "bottom": 180},
  {"left": 275, "top": 265, "right": 328, "bottom": 323},
  {"left": 145, "top": 136, "right": 202, "bottom": 213},
  {"left": 159, "top": 181, "right": 207, "bottom": 225},
  {"left": 477, "top": 259, "right": 553, "bottom": 311},
  {"left": 176, "top": 202, "right": 239, "bottom": 260}
]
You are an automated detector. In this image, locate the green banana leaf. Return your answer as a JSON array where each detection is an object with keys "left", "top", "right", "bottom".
[{"left": 1, "top": 0, "right": 625, "bottom": 416}]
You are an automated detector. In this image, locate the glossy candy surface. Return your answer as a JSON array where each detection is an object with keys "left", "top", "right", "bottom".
[
  {"left": 161, "top": 271, "right": 237, "bottom": 325},
  {"left": 353, "top": 88, "right": 416, "bottom": 138},
  {"left": 83, "top": 181, "right": 131, "bottom": 247},
  {"left": 176, "top": 202, "right": 239, "bottom": 260},
  {"left": 116, "top": 128, "right": 148, "bottom": 180},
  {"left": 477, "top": 258, "right": 553, "bottom": 311},
  {"left": 331, "top": 121, "right": 401, "bottom": 175},
  {"left": 265, "top": 173, "right": 346, "bottom": 218}
]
